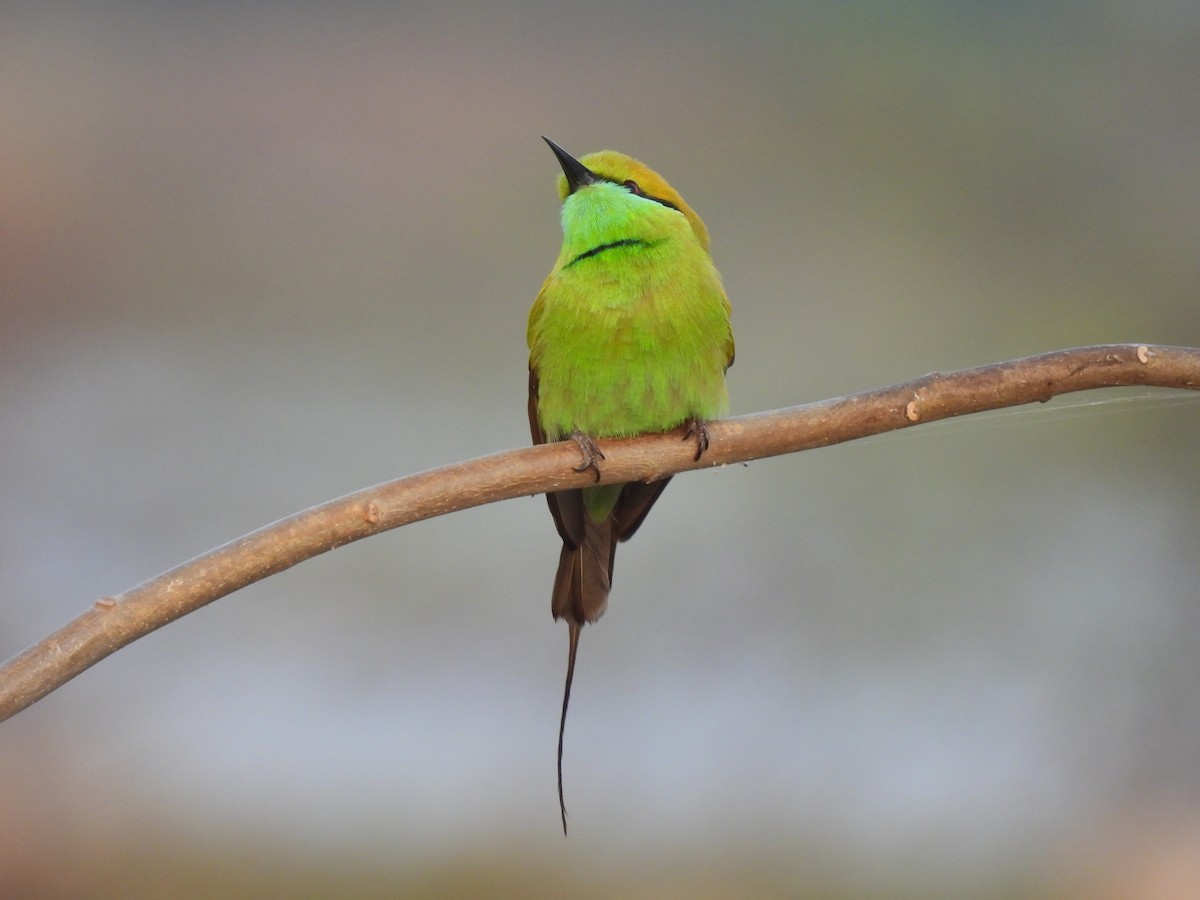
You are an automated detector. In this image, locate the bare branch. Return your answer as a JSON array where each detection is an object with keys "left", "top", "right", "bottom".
[{"left": 2, "top": 343, "right": 1197, "bottom": 721}]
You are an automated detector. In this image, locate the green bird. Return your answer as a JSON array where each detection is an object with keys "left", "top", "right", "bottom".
[{"left": 527, "top": 138, "right": 734, "bottom": 831}]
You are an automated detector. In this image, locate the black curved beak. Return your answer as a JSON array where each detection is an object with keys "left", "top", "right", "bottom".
[{"left": 542, "top": 137, "right": 598, "bottom": 194}]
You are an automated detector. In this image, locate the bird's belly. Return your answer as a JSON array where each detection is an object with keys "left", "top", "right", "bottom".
[{"left": 535, "top": 312, "right": 728, "bottom": 441}]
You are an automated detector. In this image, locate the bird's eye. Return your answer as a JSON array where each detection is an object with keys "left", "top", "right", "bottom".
[{"left": 622, "top": 179, "right": 644, "bottom": 195}]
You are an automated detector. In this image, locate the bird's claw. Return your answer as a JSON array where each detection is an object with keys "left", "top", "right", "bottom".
[
  {"left": 683, "top": 418, "right": 710, "bottom": 462},
  {"left": 570, "top": 430, "right": 604, "bottom": 482}
]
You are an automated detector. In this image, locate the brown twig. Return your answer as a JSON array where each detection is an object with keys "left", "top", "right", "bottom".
[{"left": 1, "top": 343, "right": 1197, "bottom": 721}]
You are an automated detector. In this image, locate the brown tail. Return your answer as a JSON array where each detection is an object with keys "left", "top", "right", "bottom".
[
  {"left": 551, "top": 514, "right": 616, "bottom": 627},
  {"left": 556, "top": 619, "right": 580, "bottom": 834},
  {"left": 547, "top": 478, "right": 673, "bottom": 833},
  {"left": 552, "top": 515, "right": 616, "bottom": 834}
]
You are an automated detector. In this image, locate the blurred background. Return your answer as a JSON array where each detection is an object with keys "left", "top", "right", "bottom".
[{"left": 2, "top": 1, "right": 1199, "bottom": 896}]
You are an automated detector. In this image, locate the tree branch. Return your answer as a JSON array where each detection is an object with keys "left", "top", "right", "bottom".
[{"left": 2, "top": 343, "right": 1197, "bottom": 721}]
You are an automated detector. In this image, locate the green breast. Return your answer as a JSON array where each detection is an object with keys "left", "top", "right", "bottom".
[{"left": 531, "top": 239, "right": 731, "bottom": 441}]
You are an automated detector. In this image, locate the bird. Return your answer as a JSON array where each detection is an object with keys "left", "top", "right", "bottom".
[{"left": 527, "top": 137, "right": 734, "bottom": 832}]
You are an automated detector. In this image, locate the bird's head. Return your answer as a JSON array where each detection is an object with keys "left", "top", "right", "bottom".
[{"left": 543, "top": 137, "right": 711, "bottom": 253}]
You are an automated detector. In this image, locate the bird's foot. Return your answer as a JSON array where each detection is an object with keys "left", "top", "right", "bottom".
[
  {"left": 570, "top": 430, "right": 604, "bottom": 482},
  {"left": 683, "top": 418, "right": 710, "bottom": 462}
]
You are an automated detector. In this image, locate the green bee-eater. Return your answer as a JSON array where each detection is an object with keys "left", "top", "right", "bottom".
[{"left": 527, "top": 138, "right": 734, "bottom": 831}]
